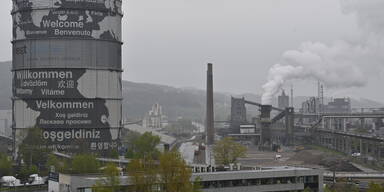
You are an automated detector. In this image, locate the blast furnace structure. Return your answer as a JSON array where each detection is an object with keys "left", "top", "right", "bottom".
[{"left": 12, "top": 0, "right": 123, "bottom": 154}]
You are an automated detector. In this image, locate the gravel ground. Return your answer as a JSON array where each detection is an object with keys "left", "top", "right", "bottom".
[{"left": 239, "top": 146, "right": 361, "bottom": 172}]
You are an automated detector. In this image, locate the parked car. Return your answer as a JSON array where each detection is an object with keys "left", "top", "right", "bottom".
[
  {"left": 351, "top": 152, "right": 361, "bottom": 157},
  {"left": 26, "top": 174, "right": 45, "bottom": 185},
  {"left": 1, "top": 176, "right": 21, "bottom": 187}
]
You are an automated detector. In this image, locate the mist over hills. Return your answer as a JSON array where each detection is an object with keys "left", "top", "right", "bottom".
[{"left": 0, "top": 61, "right": 383, "bottom": 121}]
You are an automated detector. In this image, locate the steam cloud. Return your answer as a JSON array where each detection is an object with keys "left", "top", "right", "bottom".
[{"left": 261, "top": 0, "right": 384, "bottom": 104}]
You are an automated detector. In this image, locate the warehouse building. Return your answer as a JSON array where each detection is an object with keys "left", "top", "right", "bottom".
[{"left": 52, "top": 166, "right": 323, "bottom": 192}]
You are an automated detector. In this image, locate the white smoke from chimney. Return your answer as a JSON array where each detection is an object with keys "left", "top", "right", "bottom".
[{"left": 261, "top": 0, "right": 384, "bottom": 105}]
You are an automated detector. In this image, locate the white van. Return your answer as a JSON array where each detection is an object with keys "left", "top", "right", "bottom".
[
  {"left": 0, "top": 176, "right": 21, "bottom": 187},
  {"left": 27, "top": 174, "right": 45, "bottom": 185}
]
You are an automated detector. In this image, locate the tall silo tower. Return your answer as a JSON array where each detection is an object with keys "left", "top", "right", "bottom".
[{"left": 12, "top": 0, "right": 123, "bottom": 155}]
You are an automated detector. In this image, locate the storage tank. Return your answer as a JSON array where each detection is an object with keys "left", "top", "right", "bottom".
[{"left": 12, "top": 0, "right": 123, "bottom": 154}]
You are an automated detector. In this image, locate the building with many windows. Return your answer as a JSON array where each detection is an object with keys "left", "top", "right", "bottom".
[
  {"left": 324, "top": 98, "right": 351, "bottom": 113},
  {"left": 52, "top": 166, "right": 323, "bottom": 192}
]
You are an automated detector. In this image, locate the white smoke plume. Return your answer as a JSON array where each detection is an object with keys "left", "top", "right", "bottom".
[{"left": 261, "top": 0, "right": 384, "bottom": 104}]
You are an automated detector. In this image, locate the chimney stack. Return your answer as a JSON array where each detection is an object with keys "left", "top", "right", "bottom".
[
  {"left": 206, "top": 63, "right": 214, "bottom": 145},
  {"left": 290, "top": 85, "right": 294, "bottom": 108}
]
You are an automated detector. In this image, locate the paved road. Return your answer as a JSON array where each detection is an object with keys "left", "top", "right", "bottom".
[
  {"left": 179, "top": 142, "right": 198, "bottom": 164},
  {"left": 351, "top": 162, "right": 379, "bottom": 173}
]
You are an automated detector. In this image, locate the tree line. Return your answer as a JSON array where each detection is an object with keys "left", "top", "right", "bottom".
[{"left": 1, "top": 127, "right": 201, "bottom": 192}]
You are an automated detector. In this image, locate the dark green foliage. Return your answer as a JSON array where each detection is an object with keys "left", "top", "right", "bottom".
[
  {"left": 125, "top": 149, "right": 135, "bottom": 159},
  {"left": 71, "top": 154, "right": 100, "bottom": 174},
  {"left": 18, "top": 165, "right": 38, "bottom": 182},
  {"left": 124, "top": 132, "right": 161, "bottom": 160},
  {"left": 324, "top": 183, "right": 359, "bottom": 192},
  {"left": 127, "top": 151, "right": 201, "bottom": 192},
  {"left": 18, "top": 127, "right": 50, "bottom": 170},
  {"left": 46, "top": 154, "right": 60, "bottom": 172},
  {"left": 0, "top": 153, "right": 12, "bottom": 177},
  {"left": 93, "top": 163, "right": 121, "bottom": 192},
  {"left": 213, "top": 137, "right": 247, "bottom": 166},
  {"left": 122, "top": 131, "right": 141, "bottom": 158},
  {"left": 127, "top": 158, "right": 158, "bottom": 192},
  {"left": 46, "top": 154, "right": 70, "bottom": 173},
  {"left": 367, "top": 182, "right": 384, "bottom": 192},
  {"left": 158, "top": 151, "right": 201, "bottom": 192},
  {"left": 109, "top": 149, "right": 119, "bottom": 159}
]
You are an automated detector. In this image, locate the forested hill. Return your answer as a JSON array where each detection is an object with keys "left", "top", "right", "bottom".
[{"left": 0, "top": 61, "right": 383, "bottom": 121}]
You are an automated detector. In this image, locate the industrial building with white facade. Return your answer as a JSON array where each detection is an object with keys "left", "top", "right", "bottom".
[{"left": 53, "top": 166, "right": 323, "bottom": 192}]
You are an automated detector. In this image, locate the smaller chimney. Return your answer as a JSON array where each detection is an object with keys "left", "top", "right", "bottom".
[{"left": 290, "top": 85, "right": 294, "bottom": 108}]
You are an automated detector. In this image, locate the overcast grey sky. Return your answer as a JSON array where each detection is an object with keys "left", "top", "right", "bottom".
[{"left": 2, "top": 0, "right": 384, "bottom": 102}]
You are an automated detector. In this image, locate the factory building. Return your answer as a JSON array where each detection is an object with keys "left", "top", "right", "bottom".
[
  {"left": 301, "top": 97, "right": 351, "bottom": 114},
  {"left": 51, "top": 166, "right": 323, "bottom": 192},
  {"left": 324, "top": 98, "right": 351, "bottom": 113},
  {"left": 228, "top": 97, "right": 262, "bottom": 145},
  {"left": 278, "top": 90, "right": 290, "bottom": 109},
  {"left": 301, "top": 97, "right": 321, "bottom": 114},
  {"left": 142, "top": 103, "right": 168, "bottom": 129},
  {"left": 11, "top": 0, "right": 123, "bottom": 155},
  {"left": 230, "top": 97, "right": 247, "bottom": 133}
]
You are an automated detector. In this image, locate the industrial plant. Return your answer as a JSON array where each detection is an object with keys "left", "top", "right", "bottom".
[{"left": 0, "top": 0, "right": 384, "bottom": 192}]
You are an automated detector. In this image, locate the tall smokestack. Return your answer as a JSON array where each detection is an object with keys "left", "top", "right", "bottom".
[
  {"left": 206, "top": 63, "right": 214, "bottom": 145},
  {"left": 290, "top": 85, "right": 294, "bottom": 108}
]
